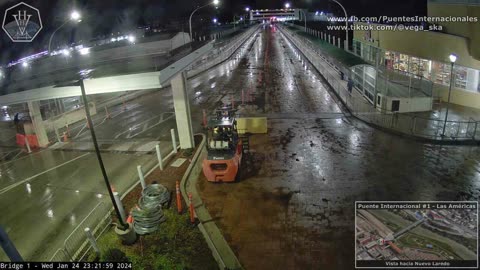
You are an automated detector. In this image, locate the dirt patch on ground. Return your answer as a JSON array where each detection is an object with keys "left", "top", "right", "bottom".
[
  {"left": 96, "top": 135, "right": 217, "bottom": 269},
  {"left": 198, "top": 173, "right": 354, "bottom": 269},
  {"left": 120, "top": 135, "right": 202, "bottom": 214}
]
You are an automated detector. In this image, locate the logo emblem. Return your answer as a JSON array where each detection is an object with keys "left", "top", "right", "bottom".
[{"left": 2, "top": 2, "right": 42, "bottom": 42}]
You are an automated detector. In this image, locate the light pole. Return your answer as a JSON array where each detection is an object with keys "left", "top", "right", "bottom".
[
  {"left": 189, "top": 0, "right": 220, "bottom": 42},
  {"left": 285, "top": 3, "right": 306, "bottom": 31},
  {"left": 245, "top": 7, "right": 251, "bottom": 24},
  {"left": 441, "top": 54, "right": 457, "bottom": 137},
  {"left": 328, "top": 0, "right": 349, "bottom": 50},
  {"left": 233, "top": 15, "right": 243, "bottom": 30},
  {"left": 48, "top": 10, "right": 82, "bottom": 53},
  {"left": 78, "top": 78, "right": 129, "bottom": 231}
]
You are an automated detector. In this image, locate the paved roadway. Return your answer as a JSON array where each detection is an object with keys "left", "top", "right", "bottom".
[
  {"left": 196, "top": 24, "right": 480, "bottom": 269},
  {"left": 1, "top": 23, "right": 479, "bottom": 266},
  {"left": 0, "top": 27, "right": 252, "bottom": 261}
]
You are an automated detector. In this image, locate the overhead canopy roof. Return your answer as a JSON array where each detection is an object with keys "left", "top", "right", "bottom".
[
  {"left": 0, "top": 41, "right": 214, "bottom": 106},
  {"left": 289, "top": 26, "right": 369, "bottom": 68}
]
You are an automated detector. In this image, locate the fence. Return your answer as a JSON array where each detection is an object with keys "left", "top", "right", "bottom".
[
  {"left": 187, "top": 25, "right": 260, "bottom": 77},
  {"left": 50, "top": 202, "right": 112, "bottom": 262},
  {"left": 279, "top": 25, "right": 480, "bottom": 142}
]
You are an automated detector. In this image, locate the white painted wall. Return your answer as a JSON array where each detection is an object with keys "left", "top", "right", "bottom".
[
  {"left": 382, "top": 96, "right": 433, "bottom": 113},
  {"left": 43, "top": 102, "right": 97, "bottom": 132}
]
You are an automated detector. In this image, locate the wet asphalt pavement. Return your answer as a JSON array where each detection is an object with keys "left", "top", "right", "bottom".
[
  {"left": 0, "top": 28, "right": 256, "bottom": 261},
  {"left": 0, "top": 23, "right": 479, "bottom": 266},
  {"left": 197, "top": 24, "right": 480, "bottom": 269}
]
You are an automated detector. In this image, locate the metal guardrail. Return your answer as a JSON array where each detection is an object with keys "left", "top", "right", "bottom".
[
  {"left": 187, "top": 25, "right": 261, "bottom": 77},
  {"left": 50, "top": 201, "right": 112, "bottom": 262},
  {"left": 280, "top": 25, "right": 480, "bottom": 142}
]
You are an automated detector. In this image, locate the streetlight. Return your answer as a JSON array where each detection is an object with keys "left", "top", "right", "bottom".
[
  {"left": 441, "top": 53, "right": 457, "bottom": 137},
  {"left": 189, "top": 0, "right": 220, "bottom": 41},
  {"left": 128, "top": 35, "right": 136, "bottom": 43},
  {"left": 79, "top": 47, "right": 90, "bottom": 55},
  {"left": 62, "top": 49, "right": 71, "bottom": 57},
  {"left": 48, "top": 10, "right": 82, "bottom": 53},
  {"left": 70, "top": 10, "right": 81, "bottom": 21},
  {"left": 245, "top": 7, "right": 250, "bottom": 12},
  {"left": 285, "top": 3, "right": 306, "bottom": 31},
  {"left": 76, "top": 78, "right": 130, "bottom": 232},
  {"left": 21, "top": 62, "right": 29, "bottom": 68},
  {"left": 233, "top": 15, "right": 243, "bottom": 29},
  {"left": 213, "top": 18, "right": 218, "bottom": 24},
  {"left": 328, "top": 0, "right": 349, "bottom": 50}
]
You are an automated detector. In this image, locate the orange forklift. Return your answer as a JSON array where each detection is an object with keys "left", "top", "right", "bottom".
[{"left": 202, "top": 106, "right": 247, "bottom": 182}]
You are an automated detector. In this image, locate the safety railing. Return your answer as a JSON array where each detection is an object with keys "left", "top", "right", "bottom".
[
  {"left": 50, "top": 201, "right": 112, "bottom": 262},
  {"left": 187, "top": 25, "right": 260, "bottom": 77},
  {"left": 279, "top": 25, "right": 480, "bottom": 142}
]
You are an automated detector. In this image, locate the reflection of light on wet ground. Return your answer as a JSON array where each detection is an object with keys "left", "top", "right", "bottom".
[
  {"left": 96, "top": 194, "right": 103, "bottom": 199},
  {"left": 192, "top": 81, "right": 201, "bottom": 89},
  {"left": 348, "top": 129, "right": 360, "bottom": 148},
  {"left": 314, "top": 164, "right": 326, "bottom": 182},
  {"left": 211, "top": 82, "right": 216, "bottom": 89},
  {"left": 47, "top": 209, "right": 54, "bottom": 218},
  {"left": 75, "top": 190, "right": 80, "bottom": 194},
  {"left": 288, "top": 83, "right": 294, "bottom": 92},
  {"left": 70, "top": 214, "right": 76, "bottom": 225},
  {"left": 26, "top": 183, "right": 31, "bottom": 194}
]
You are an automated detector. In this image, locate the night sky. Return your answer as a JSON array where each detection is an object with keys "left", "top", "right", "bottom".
[{"left": 0, "top": 0, "right": 427, "bottom": 64}]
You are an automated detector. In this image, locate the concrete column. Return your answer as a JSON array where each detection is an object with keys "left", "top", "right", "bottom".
[
  {"left": 172, "top": 71, "right": 194, "bottom": 149},
  {"left": 338, "top": 38, "right": 341, "bottom": 48},
  {"left": 27, "top": 101, "right": 49, "bottom": 147},
  {"left": 466, "top": 69, "right": 479, "bottom": 91},
  {"left": 328, "top": 35, "right": 331, "bottom": 44}
]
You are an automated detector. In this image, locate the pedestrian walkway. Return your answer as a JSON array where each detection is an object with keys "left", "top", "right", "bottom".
[
  {"left": 414, "top": 102, "right": 480, "bottom": 122},
  {"left": 281, "top": 24, "right": 480, "bottom": 142}
]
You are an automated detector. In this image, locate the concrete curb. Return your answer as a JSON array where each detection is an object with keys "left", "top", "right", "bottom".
[
  {"left": 187, "top": 25, "right": 261, "bottom": 79},
  {"left": 180, "top": 134, "right": 243, "bottom": 270},
  {"left": 279, "top": 25, "right": 480, "bottom": 146}
]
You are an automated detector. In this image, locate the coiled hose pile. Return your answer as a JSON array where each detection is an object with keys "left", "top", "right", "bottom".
[{"left": 132, "top": 184, "right": 170, "bottom": 234}]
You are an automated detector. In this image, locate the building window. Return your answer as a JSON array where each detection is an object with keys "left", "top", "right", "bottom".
[
  {"left": 408, "top": 56, "right": 431, "bottom": 79},
  {"left": 384, "top": 51, "right": 409, "bottom": 73},
  {"left": 454, "top": 66, "right": 467, "bottom": 90},
  {"left": 432, "top": 62, "right": 451, "bottom": 87},
  {"left": 361, "top": 43, "right": 480, "bottom": 93}
]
